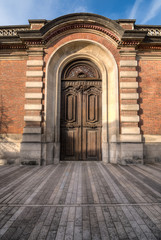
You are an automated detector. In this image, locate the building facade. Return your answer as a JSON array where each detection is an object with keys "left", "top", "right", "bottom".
[{"left": 0, "top": 13, "right": 161, "bottom": 165}]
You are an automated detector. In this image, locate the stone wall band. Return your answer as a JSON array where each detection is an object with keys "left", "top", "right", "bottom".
[
  {"left": 120, "top": 60, "right": 137, "bottom": 67},
  {"left": 26, "top": 82, "right": 43, "bottom": 88},
  {"left": 120, "top": 71, "right": 138, "bottom": 78},
  {"left": 120, "top": 82, "right": 138, "bottom": 89}
]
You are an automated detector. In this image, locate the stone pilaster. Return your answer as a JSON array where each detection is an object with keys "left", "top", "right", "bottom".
[
  {"left": 20, "top": 47, "right": 44, "bottom": 165},
  {"left": 119, "top": 49, "right": 143, "bottom": 164}
]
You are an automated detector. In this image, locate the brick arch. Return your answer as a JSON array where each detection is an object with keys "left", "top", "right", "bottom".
[{"left": 45, "top": 39, "right": 119, "bottom": 164}]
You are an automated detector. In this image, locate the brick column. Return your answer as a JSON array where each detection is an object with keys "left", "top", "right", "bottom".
[
  {"left": 119, "top": 49, "right": 143, "bottom": 164},
  {"left": 20, "top": 47, "right": 44, "bottom": 165}
]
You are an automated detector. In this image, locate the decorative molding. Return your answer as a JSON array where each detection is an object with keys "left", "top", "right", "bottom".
[
  {"left": 25, "top": 93, "right": 43, "bottom": 99},
  {"left": 121, "top": 116, "right": 139, "bottom": 122},
  {"left": 137, "top": 55, "right": 161, "bottom": 60},
  {"left": 25, "top": 104, "right": 42, "bottom": 110},
  {"left": 0, "top": 27, "right": 29, "bottom": 36},
  {"left": 121, "top": 104, "right": 139, "bottom": 111},
  {"left": 24, "top": 116, "right": 42, "bottom": 122},
  {"left": 45, "top": 23, "right": 121, "bottom": 43},
  {"left": 26, "top": 71, "right": 43, "bottom": 77},
  {"left": 120, "top": 40, "right": 141, "bottom": 46},
  {"left": 120, "top": 60, "right": 137, "bottom": 67},
  {"left": 27, "top": 60, "right": 44, "bottom": 66},
  {"left": 120, "top": 82, "right": 138, "bottom": 89},
  {"left": 137, "top": 45, "right": 161, "bottom": 50},
  {"left": 0, "top": 45, "right": 27, "bottom": 49},
  {"left": 139, "top": 28, "right": 161, "bottom": 36},
  {"left": 26, "top": 82, "right": 43, "bottom": 88},
  {"left": 121, "top": 93, "right": 139, "bottom": 99},
  {"left": 120, "top": 71, "right": 138, "bottom": 78}
]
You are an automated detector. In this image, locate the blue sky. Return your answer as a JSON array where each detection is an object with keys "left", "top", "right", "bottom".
[{"left": 0, "top": 0, "right": 161, "bottom": 26}]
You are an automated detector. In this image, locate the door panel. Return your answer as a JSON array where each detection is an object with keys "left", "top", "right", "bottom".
[
  {"left": 61, "top": 81, "right": 102, "bottom": 161},
  {"left": 61, "top": 128, "right": 79, "bottom": 160}
]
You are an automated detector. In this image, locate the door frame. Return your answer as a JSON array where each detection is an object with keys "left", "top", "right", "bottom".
[{"left": 45, "top": 39, "right": 119, "bottom": 164}]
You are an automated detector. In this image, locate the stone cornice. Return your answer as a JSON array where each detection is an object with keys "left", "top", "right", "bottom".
[{"left": 0, "top": 13, "right": 161, "bottom": 49}]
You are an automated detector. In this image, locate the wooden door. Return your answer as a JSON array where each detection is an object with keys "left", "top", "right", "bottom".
[{"left": 60, "top": 61, "right": 102, "bottom": 161}]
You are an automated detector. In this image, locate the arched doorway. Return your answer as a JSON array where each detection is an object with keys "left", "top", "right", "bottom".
[
  {"left": 45, "top": 40, "right": 119, "bottom": 164},
  {"left": 60, "top": 60, "right": 102, "bottom": 160}
]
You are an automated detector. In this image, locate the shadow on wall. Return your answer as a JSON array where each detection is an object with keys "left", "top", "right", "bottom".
[
  {"left": 0, "top": 95, "right": 20, "bottom": 163},
  {"left": 0, "top": 95, "right": 13, "bottom": 137}
]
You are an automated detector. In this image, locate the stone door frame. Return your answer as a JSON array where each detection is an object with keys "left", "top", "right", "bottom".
[{"left": 45, "top": 39, "right": 119, "bottom": 164}]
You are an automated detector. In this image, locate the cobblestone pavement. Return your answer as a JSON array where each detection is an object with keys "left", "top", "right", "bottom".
[{"left": 0, "top": 162, "right": 161, "bottom": 240}]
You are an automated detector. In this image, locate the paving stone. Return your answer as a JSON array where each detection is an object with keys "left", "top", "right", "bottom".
[{"left": 0, "top": 162, "right": 161, "bottom": 240}]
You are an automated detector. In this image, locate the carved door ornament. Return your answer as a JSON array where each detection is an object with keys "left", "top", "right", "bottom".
[{"left": 62, "top": 60, "right": 101, "bottom": 80}]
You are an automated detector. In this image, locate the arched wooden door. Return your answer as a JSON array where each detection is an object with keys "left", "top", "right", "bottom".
[{"left": 60, "top": 60, "right": 102, "bottom": 161}]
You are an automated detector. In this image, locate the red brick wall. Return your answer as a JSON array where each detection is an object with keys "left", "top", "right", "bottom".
[
  {"left": 139, "top": 60, "right": 161, "bottom": 134},
  {"left": 0, "top": 60, "right": 26, "bottom": 134}
]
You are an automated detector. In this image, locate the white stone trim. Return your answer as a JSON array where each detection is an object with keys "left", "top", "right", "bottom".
[
  {"left": 25, "top": 104, "right": 42, "bottom": 110},
  {"left": 45, "top": 39, "right": 119, "bottom": 164},
  {"left": 26, "top": 71, "right": 43, "bottom": 77},
  {"left": 23, "top": 127, "right": 41, "bottom": 134},
  {"left": 120, "top": 60, "right": 137, "bottom": 67},
  {"left": 143, "top": 135, "right": 161, "bottom": 142},
  {"left": 120, "top": 82, "right": 138, "bottom": 89},
  {"left": 137, "top": 54, "right": 161, "bottom": 61},
  {"left": 121, "top": 93, "right": 139, "bottom": 99},
  {"left": 121, "top": 104, "right": 139, "bottom": 111},
  {"left": 122, "top": 127, "right": 140, "bottom": 134},
  {"left": 120, "top": 134, "right": 142, "bottom": 142},
  {"left": 24, "top": 116, "right": 42, "bottom": 122},
  {"left": 121, "top": 116, "right": 139, "bottom": 122},
  {"left": 120, "top": 71, "right": 138, "bottom": 78},
  {"left": 26, "top": 82, "right": 43, "bottom": 88},
  {"left": 25, "top": 93, "right": 42, "bottom": 99},
  {"left": 27, "top": 60, "right": 44, "bottom": 66},
  {"left": 22, "top": 134, "right": 41, "bottom": 142}
]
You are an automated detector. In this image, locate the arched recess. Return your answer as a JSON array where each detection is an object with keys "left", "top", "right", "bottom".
[{"left": 45, "top": 39, "right": 119, "bottom": 164}]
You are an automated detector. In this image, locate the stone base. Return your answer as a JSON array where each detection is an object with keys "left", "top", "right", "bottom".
[
  {"left": 0, "top": 134, "right": 21, "bottom": 162},
  {"left": 20, "top": 142, "right": 41, "bottom": 165},
  {"left": 143, "top": 143, "right": 161, "bottom": 163},
  {"left": 119, "top": 143, "right": 143, "bottom": 165}
]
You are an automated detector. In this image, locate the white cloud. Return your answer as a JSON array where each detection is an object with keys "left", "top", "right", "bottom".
[
  {"left": 129, "top": 0, "right": 143, "bottom": 19},
  {"left": 74, "top": 6, "right": 88, "bottom": 13},
  {"left": 142, "top": 0, "right": 161, "bottom": 23},
  {"left": 0, "top": 0, "right": 90, "bottom": 25}
]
